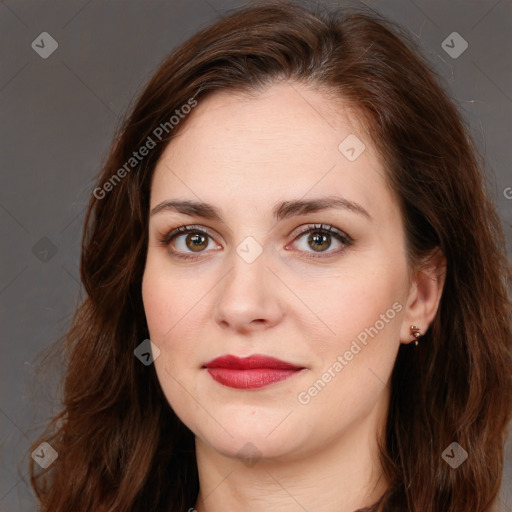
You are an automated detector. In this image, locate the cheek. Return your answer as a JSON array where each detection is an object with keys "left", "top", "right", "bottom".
[
  {"left": 142, "top": 264, "right": 204, "bottom": 420},
  {"left": 300, "top": 265, "right": 407, "bottom": 410},
  {"left": 142, "top": 256, "right": 202, "bottom": 341},
  {"left": 309, "top": 265, "right": 405, "bottom": 342},
  {"left": 296, "top": 275, "right": 403, "bottom": 420},
  {"left": 142, "top": 259, "right": 211, "bottom": 387}
]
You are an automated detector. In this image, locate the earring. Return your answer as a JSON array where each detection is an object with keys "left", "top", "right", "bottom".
[{"left": 410, "top": 325, "right": 422, "bottom": 346}]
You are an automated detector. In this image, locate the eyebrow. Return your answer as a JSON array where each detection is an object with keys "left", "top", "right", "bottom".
[{"left": 150, "top": 195, "right": 371, "bottom": 222}]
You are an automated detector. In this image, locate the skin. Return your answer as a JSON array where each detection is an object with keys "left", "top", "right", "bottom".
[{"left": 142, "top": 81, "right": 445, "bottom": 512}]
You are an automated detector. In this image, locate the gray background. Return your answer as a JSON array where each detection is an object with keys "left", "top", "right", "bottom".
[{"left": 1, "top": 0, "right": 511, "bottom": 510}]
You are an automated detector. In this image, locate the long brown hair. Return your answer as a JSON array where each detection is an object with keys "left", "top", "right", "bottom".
[{"left": 27, "top": 1, "right": 512, "bottom": 510}]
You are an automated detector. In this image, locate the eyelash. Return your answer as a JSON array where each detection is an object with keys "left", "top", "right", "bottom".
[{"left": 157, "top": 223, "right": 353, "bottom": 261}]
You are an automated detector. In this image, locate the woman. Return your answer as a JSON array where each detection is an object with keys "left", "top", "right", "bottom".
[{"left": 28, "top": 1, "right": 512, "bottom": 511}]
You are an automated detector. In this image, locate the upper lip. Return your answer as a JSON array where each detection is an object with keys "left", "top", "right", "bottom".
[{"left": 203, "top": 354, "right": 304, "bottom": 370}]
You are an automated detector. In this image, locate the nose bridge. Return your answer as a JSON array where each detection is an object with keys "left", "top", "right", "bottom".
[
  {"left": 223, "top": 237, "right": 269, "bottom": 299},
  {"left": 213, "top": 237, "right": 282, "bottom": 329}
]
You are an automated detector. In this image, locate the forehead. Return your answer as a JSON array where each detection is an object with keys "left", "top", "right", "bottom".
[{"left": 150, "top": 82, "right": 392, "bottom": 221}]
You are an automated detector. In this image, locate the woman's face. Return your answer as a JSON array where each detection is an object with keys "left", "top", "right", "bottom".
[{"left": 142, "top": 82, "right": 415, "bottom": 462}]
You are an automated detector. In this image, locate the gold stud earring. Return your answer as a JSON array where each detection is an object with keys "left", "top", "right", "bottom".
[{"left": 410, "top": 325, "right": 422, "bottom": 346}]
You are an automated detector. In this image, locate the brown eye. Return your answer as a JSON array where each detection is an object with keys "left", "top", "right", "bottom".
[
  {"left": 307, "top": 231, "right": 331, "bottom": 252},
  {"left": 290, "top": 224, "right": 353, "bottom": 258},
  {"left": 160, "top": 225, "right": 219, "bottom": 259},
  {"left": 186, "top": 232, "right": 209, "bottom": 252}
]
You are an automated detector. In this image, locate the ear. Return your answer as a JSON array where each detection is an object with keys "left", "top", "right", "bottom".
[{"left": 400, "top": 248, "right": 447, "bottom": 344}]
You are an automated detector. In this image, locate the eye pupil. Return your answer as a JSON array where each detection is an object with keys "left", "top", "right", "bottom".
[
  {"left": 308, "top": 232, "right": 330, "bottom": 252},
  {"left": 187, "top": 233, "right": 208, "bottom": 252}
]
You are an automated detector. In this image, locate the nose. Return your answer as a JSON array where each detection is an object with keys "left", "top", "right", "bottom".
[{"left": 213, "top": 245, "right": 284, "bottom": 333}]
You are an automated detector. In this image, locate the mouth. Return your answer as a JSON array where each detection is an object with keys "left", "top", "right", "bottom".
[{"left": 202, "top": 354, "right": 305, "bottom": 389}]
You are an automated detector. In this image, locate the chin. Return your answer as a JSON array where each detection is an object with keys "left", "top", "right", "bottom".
[
  {"left": 192, "top": 416, "right": 314, "bottom": 464},
  {"left": 199, "top": 433, "right": 293, "bottom": 463}
]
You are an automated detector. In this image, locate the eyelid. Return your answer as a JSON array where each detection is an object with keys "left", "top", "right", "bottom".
[
  {"left": 288, "top": 223, "right": 353, "bottom": 244},
  {"left": 159, "top": 224, "right": 219, "bottom": 245}
]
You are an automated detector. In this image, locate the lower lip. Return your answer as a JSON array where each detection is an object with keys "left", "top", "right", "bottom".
[{"left": 205, "top": 368, "right": 302, "bottom": 389}]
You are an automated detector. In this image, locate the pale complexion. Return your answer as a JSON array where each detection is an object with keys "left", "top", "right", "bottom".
[{"left": 142, "top": 81, "right": 445, "bottom": 512}]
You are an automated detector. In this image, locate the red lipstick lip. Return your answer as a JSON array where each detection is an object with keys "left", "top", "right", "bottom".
[
  {"left": 202, "top": 355, "right": 305, "bottom": 389},
  {"left": 203, "top": 354, "right": 303, "bottom": 371}
]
